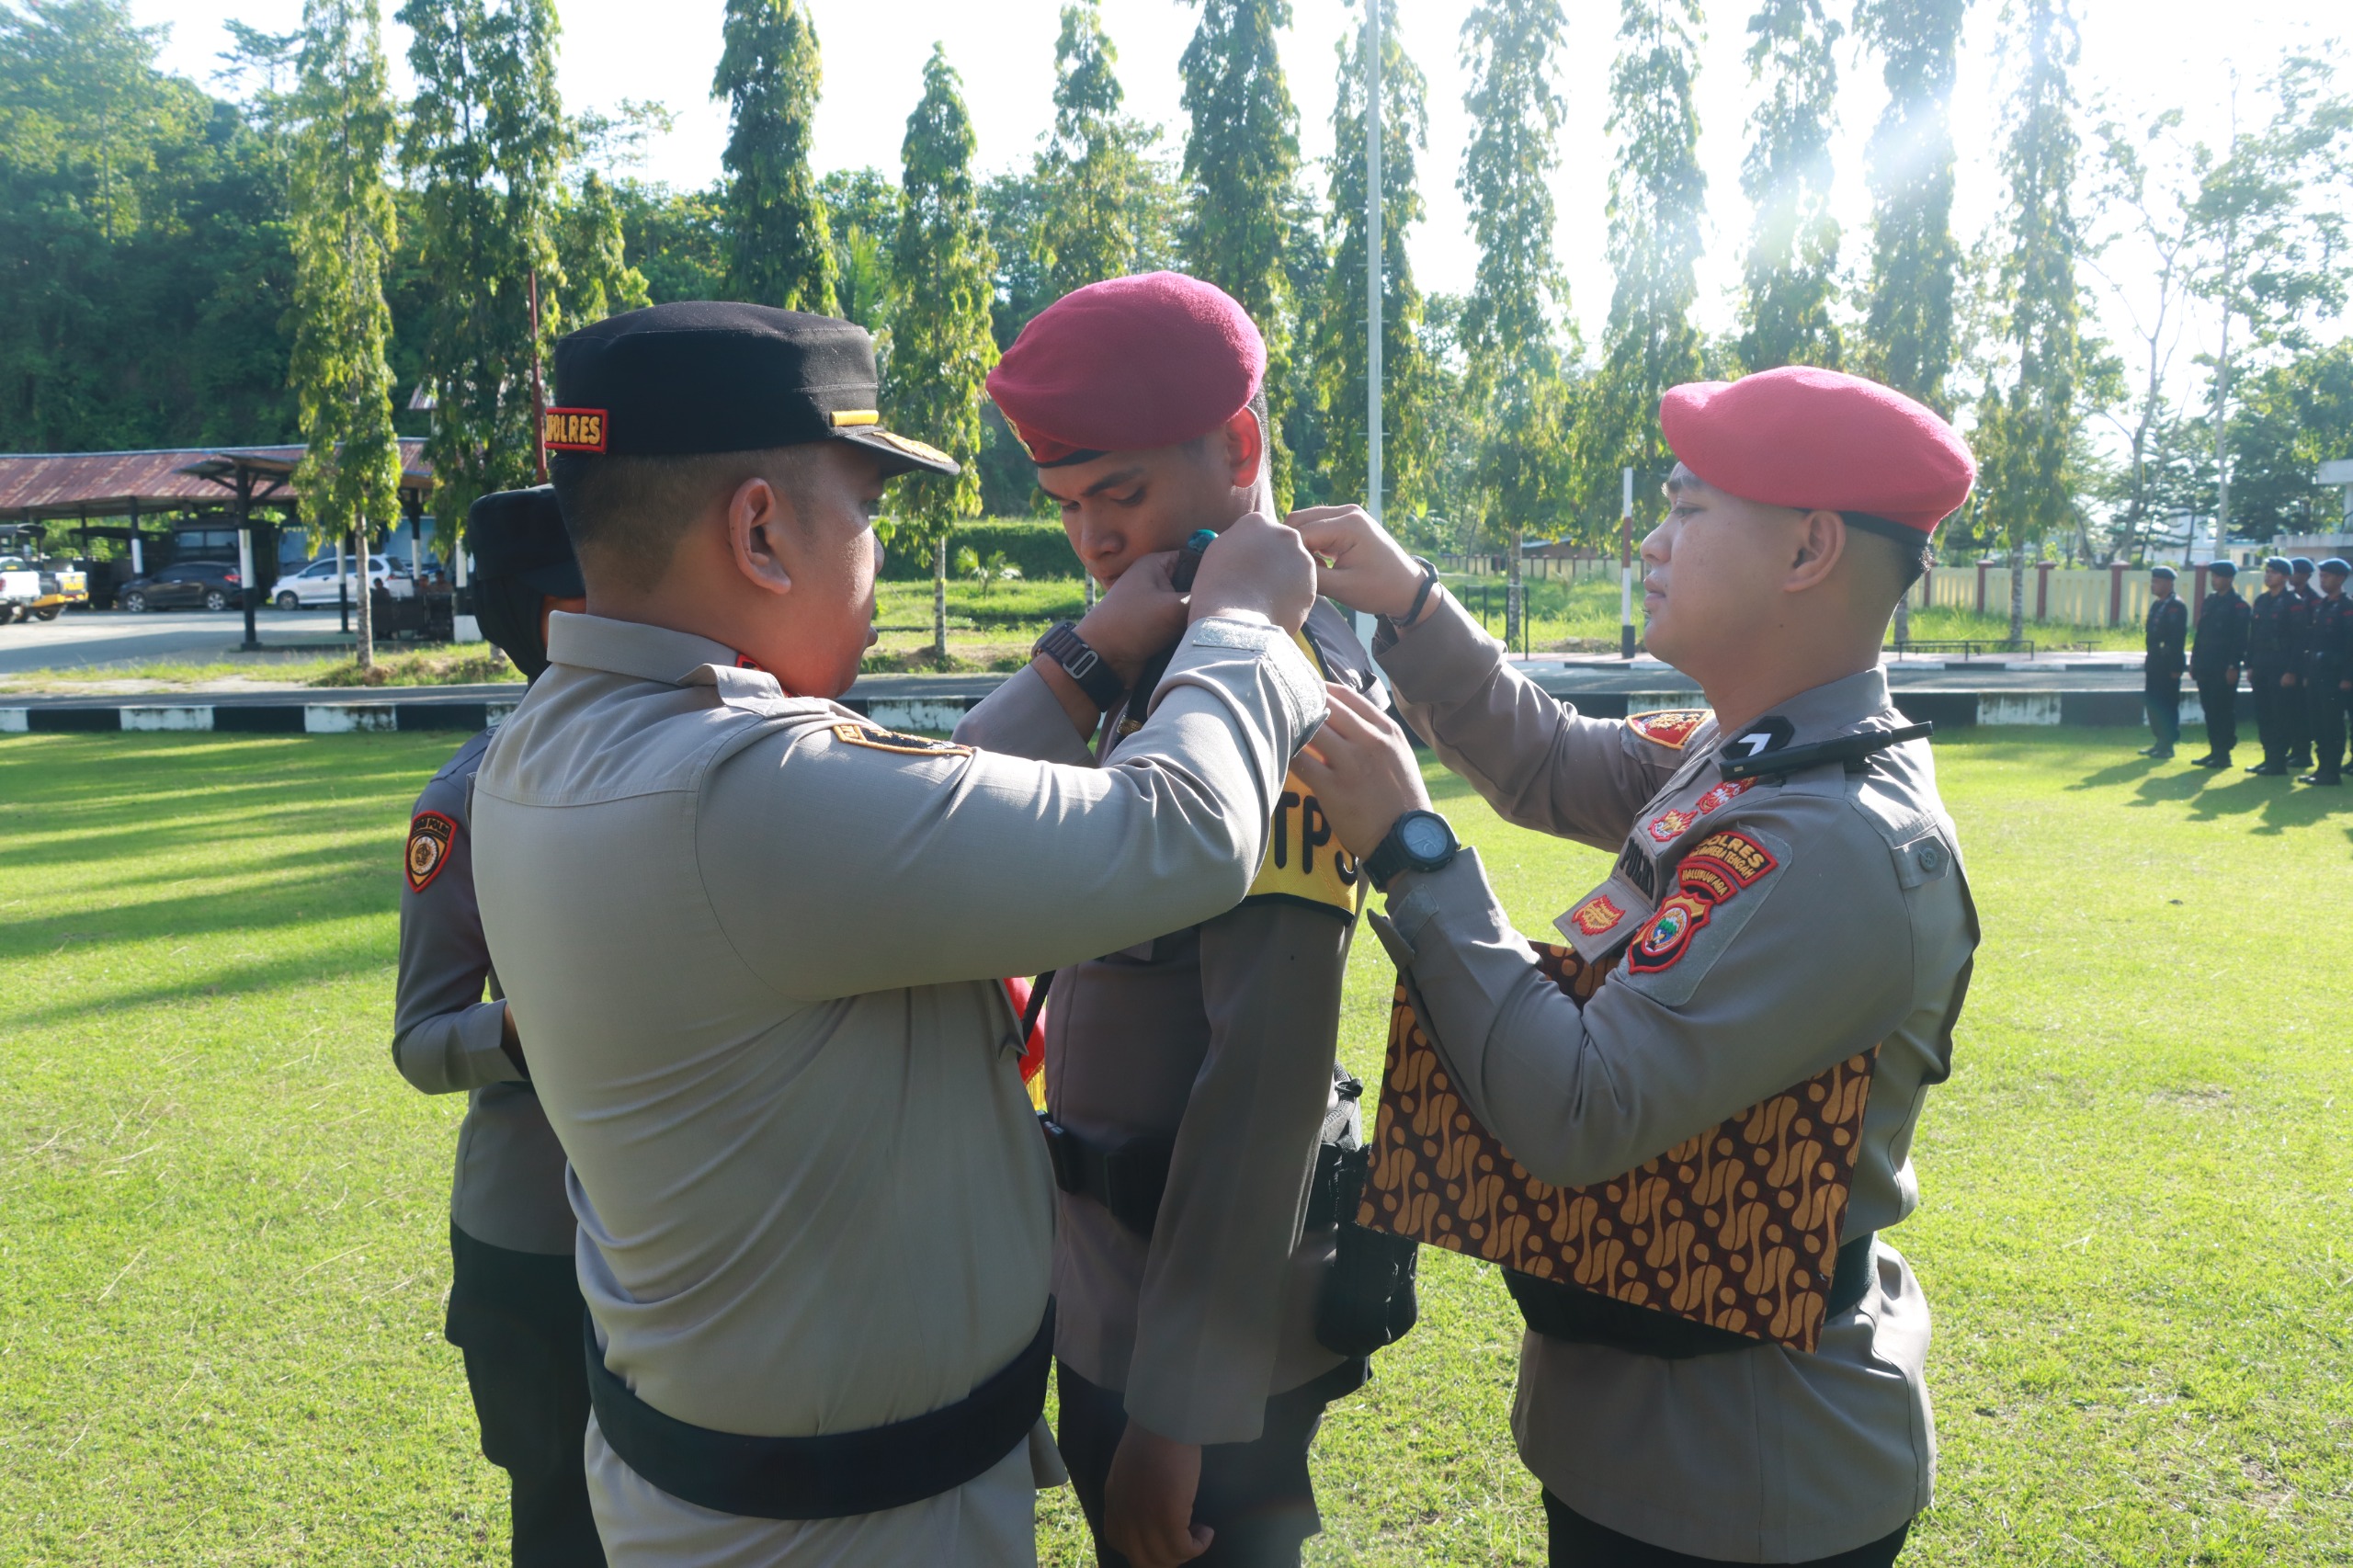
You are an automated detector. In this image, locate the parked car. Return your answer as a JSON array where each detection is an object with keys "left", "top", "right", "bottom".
[
  {"left": 119, "top": 562, "right": 244, "bottom": 613},
  {"left": 273, "top": 555, "right": 394, "bottom": 609}
]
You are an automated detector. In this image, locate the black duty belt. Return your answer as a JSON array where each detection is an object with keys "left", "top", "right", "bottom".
[
  {"left": 584, "top": 1303, "right": 1052, "bottom": 1519},
  {"left": 1506, "top": 1233, "right": 1878, "bottom": 1359},
  {"left": 1040, "top": 1114, "right": 1354, "bottom": 1237}
]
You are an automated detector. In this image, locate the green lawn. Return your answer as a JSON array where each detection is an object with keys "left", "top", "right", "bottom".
[{"left": 1, "top": 730, "right": 2347, "bottom": 1564}]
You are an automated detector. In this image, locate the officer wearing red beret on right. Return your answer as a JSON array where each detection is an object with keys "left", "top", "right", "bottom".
[{"left": 1290, "top": 365, "right": 1981, "bottom": 1566}]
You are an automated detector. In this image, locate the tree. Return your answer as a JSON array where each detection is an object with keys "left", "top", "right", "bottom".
[
  {"left": 554, "top": 170, "right": 652, "bottom": 327},
  {"left": 398, "top": 0, "right": 571, "bottom": 531},
  {"left": 1179, "top": 0, "right": 1300, "bottom": 507},
  {"left": 818, "top": 166, "right": 898, "bottom": 335},
  {"left": 1036, "top": 1, "right": 1160, "bottom": 298},
  {"left": 285, "top": 0, "right": 401, "bottom": 670},
  {"left": 1974, "top": 0, "right": 2086, "bottom": 642},
  {"left": 712, "top": 0, "right": 835, "bottom": 313},
  {"left": 1853, "top": 0, "right": 1966, "bottom": 412},
  {"left": 1587, "top": 0, "right": 1707, "bottom": 571},
  {"left": 1737, "top": 0, "right": 1841, "bottom": 370},
  {"left": 1315, "top": 0, "right": 1437, "bottom": 520},
  {"left": 889, "top": 45, "right": 998, "bottom": 663}
]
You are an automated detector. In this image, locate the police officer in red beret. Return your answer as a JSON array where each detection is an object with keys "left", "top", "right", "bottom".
[
  {"left": 1291, "top": 366, "right": 1981, "bottom": 1566},
  {"left": 958, "top": 272, "right": 1396, "bottom": 1568}
]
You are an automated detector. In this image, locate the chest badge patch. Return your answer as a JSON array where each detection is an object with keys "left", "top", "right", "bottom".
[
  {"left": 1628, "top": 708, "right": 1709, "bottom": 749},
  {"left": 1646, "top": 806, "right": 1698, "bottom": 843},
  {"left": 829, "top": 722, "right": 973, "bottom": 758},
  {"left": 1568, "top": 892, "right": 1628, "bottom": 937},
  {"left": 405, "top": 811, "right": 457, "bottom": 893}
]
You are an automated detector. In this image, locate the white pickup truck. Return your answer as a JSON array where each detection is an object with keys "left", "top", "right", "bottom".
[{"left": 1, "top": 562, "right": 40, "bottom": 622}]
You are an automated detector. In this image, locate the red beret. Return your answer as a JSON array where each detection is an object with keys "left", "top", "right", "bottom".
[
  {"left": 1659, "top": 365, "right": 1975, "bottom": 534},
  {"left": 987, "top": 271, "right": 1266, "bottom": 465}
]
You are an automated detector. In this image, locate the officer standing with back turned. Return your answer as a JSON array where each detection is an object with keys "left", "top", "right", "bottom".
[
  {"left": 2299, "top": 558, "right": 2351, "bottom": 787},
  {"left": 2188, "top": 560, "right": 2248, "bottom": 768},
  {"left": 2141, "top": 565, "right": 2188, "bottom": 760},
  {"left": 392, "top": 486, "right": 597, "bottom": 1565},
  {"left": 2285, "top": 557, "right": 2320, "bottom": 771},
  {"left": 2245, "top": 557, "right": 2298, "bottom": 776}
]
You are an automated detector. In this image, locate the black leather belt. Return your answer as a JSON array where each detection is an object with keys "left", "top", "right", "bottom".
[
  {"left": 1506, "top": 1233, "right": 1878, "bottom": 1359},
  {"left": 1039, "top": 1114, "right": 1352, "bottom": 1237},
  {"left": 584, "top": 1303, "right": 1052, "bottom": 1519}
]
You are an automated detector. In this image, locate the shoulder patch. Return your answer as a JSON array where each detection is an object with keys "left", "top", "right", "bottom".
[
  {"left": 1567, "top": 892, "right": 1629, "bottom": 937},
  {"left": 1620, "top": 829, "right": 1782, "bottom": 983},
  {"left": 406, "top": 811, "right": 458, "bottom": 893},
  {"left": 1245, "top": 771, "right": 1370, "bottom": 921},
  {"left": 828, "top": 722, "right": 972, "bottom": 758},
  {"left": 1627, "top": 708, "right": 1710, "bottom": 749}
]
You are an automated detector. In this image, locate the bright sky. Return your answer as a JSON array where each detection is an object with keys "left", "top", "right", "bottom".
[{"left": 144, "top": 0, "right": 2343, "bottom": 398}]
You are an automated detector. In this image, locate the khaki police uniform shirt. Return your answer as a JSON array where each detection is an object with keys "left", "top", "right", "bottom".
[
  {"left": 469, "top": 611, "right": 1323, "bottom": 1466},
  {"left": 1374, "top": 592, "right": 1977, "bottom": 1562},
  {"left": 953, "top": 599, "right": 1372, "bottom": 1446},
  {"left": 392, "top": 728, "right": 574, "bottom": 1256}
]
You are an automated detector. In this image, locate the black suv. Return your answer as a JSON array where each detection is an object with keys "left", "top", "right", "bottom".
[{"left": 119, "top": 562, "right": 244, "bottom": 613}]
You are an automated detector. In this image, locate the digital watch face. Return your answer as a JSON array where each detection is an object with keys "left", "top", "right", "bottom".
[{"left": 1401, "top": 813, "right": 1452, "bottom": 862}]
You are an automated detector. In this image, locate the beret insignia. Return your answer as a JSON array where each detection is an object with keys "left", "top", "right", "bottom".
[
  {"left": 405, "top": 811, "right": 458, "bottom": 893},
  {"left": 828, "top": 722, "right": 972, "bottom": 758},
  {"left": 541, "top": 407, "right": 608, "bottom": 453},
  {"left": 1628, "top": 709, "right": 1709, "bottom": 750}
]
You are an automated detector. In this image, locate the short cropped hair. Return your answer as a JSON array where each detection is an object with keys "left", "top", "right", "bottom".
[
  {"left": 1842, "top": 513, "right": 1936, "bottom": 592},
  {"left": 550, "top": 447, "right": 824, "bottom": 584}
]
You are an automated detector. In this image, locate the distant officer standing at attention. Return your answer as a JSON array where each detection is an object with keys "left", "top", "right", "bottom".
[
  {"left": 392, "top": 486, "right": 597, "bottom": 1566},
  {"left": 1289, "top": 365, "right": 1980, "bottom": 1566},
  {"left": 2285, "top": 557, "right": 2320, "bottom": 771},
  {"left": 2298, "top": 558, "right": 2351, "bottom": 787},
  {"left": 2141, "top": 565, "right": 2188, "bottom": 760},
  {"left": 964, "top": 272, "right": 1397, "bottom": 1568},
  {"left": 2245, "top": 557, "right": 2298, "bottom": 776},
  {"left": 469, "top": 301, "right": 1330, "bottom": 1566},
  {"left": 2188, "top": 560, "right": 2249, "bottom": 768}
]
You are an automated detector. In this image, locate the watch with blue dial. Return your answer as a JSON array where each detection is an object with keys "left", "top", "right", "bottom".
[{"left": 1363, "top": 809, "right": 1460, "bottom": 889}]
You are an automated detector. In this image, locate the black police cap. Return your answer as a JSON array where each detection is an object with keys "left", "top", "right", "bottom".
[
  {"left": 2150, "top": 564, "right": 2176, "bottom": 580},
  {"left": 2323, "top": 558, "right": 2352, "bottom": 575},
  {"left": 2207, "top": 559, "right": 2236, "bottom": 577},
  {"left": 546, "top": 301, "right": 960, "bottom": 478},
  {"left": 2290, "top": 557, "right": 2315, "bottom": 573},
  {"left": 2265, "top": 556, "right": 2292, "bottom": 574},
  {"left": 469, "top": 486, "right": 584, "bottom": 598}
]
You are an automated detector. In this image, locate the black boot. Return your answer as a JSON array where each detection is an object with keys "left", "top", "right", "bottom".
[{"left": 2295, "top": 772, "right": 2342, "bottom": 786}]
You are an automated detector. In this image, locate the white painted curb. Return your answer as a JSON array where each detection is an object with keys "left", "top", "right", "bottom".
[
  {"left": 303, "top": 704, "right": 398, "bottom": 734},
  {"left": 121, "top": 706, "right": 214, "bottom": 732},
  {"left": 0, "top": 708, "right": 28, "bottom": 733}
]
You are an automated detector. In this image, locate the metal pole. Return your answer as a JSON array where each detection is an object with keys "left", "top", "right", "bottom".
[
  {"left": 1619, "top": 467, "right": 1636, "bottom": 658},
  {"left": 237, "top": 471, "right": 260, "bottom": 651},
  {"left": 337, "top": 531, "right": 349, "bottom": 634},
  {"left": 1358, "top": 0, "right": 1383, "bottom": 655}
]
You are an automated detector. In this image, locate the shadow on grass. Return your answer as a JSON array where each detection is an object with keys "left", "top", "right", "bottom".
[{"left": 2064, "top": 751, "right": 2351, "bottom": 834}]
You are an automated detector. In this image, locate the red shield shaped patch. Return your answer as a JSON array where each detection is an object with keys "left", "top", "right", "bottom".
[
  {"left": 406, "top": 811, "right": 458, "bottom": 893},
  {"left": 1628, "top": 891, "right": 1712, "bottom": 973},
  {"left": 1569, "top": 893, "right": 1628, "bottom": 937},
  {"left": 1627, "top": 709, "right": 1709, "bottom": 749}
]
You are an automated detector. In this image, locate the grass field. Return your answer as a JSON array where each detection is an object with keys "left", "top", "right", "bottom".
[{"left": 1, "top": 728, "right": 2347, "bottom": 1564}]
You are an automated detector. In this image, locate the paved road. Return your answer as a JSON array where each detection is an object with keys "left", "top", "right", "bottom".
[{"left": 0, "top": 607, "right": 358, "bottom": 675}]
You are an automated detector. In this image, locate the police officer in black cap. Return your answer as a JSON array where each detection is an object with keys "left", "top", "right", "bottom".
[
  {"left": 2188, "top": 561, "right": 2250, "bottom": 767},
  {"left": 2141, "top": 565, "right": 2188, "bottom": 759},
  {"left": 393, "top": 486, "right": 601, "bottom": 1567},
  {"left": 2284, "top": 557, "right": 2320, "bottom": 770},
  {"left": 2245, "top": 557, "right": 2299, "bottom": 775},
  {"left": 2299, "top": 558, "right": 2352, "bottom": 786}
]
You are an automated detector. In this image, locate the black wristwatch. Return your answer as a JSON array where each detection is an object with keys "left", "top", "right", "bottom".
[
  {"left": 1363, "top": 809, "right": 1460, "bottom": 890},
  {"left": 1034, "top": 620, "right": 1125, "bottom": 711},
  {"left": 1382, "top": 557, "right": 1440, "bottom": 631}
]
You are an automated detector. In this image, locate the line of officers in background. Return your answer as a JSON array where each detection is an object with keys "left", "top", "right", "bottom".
[{"left": 2142, "top": 554, "right": 2353, "bottom": 783}]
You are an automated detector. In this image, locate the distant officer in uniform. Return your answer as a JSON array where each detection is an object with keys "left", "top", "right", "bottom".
[
  {"left": 2140, "top": 565, "right": 2188, "bottom": 759},
  {"left": 2245, "top": 557, "right": 2298, "bottom": 776},
  {"left": 1290, "top": 365, "right": 1980, "bottom": 1566},
  {"left": 392, "top": 485, "right": 597, "bottom": 1566},
  {"left": 2298, "top": 558, "right": 2351, "bottom": 786},
  {"left": 2188, "top": 561, "right": 2249, "bottom": 767},
  {"left": 2285, "top": 557, "right": 2320, "bottom": 770},
  {"left": 468, "top": 301, "right": 1330, "bottom": 1566},
  {"left": 964, "top": 272, "right": 1390, "bottom": 1568}
]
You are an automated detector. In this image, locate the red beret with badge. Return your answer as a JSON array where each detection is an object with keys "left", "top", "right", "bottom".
[
  {"left": 987, "top": 271, "right": 1266, "bottom": 466},
  {"left": 1659, "top": 365, "right": 1975, "bottom": 535}
]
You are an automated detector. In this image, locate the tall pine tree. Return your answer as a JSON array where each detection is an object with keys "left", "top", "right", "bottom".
[
  {"left": 1589, "top": 0, "right": 1707, "bottom": 547},
  {"left": 1179, "top": 0, "right": 1300, "bottom": 506},
  {"left": 1459, "top": 0, "right": 1572, "bottom": 646},
  {"left": 398, "top": 0, "right": 570, "bottom": 529},
  {"left": 1036, "top": 1, "right": 1155, "bottom": 296},
  {"left": 1738, "top": 0, "right": 1841, "bottom": 370},
  {"left": 1318, "top": 0, "right": 1435, "bottom": 517},
  {"left": 286, "top": 0, "right": 401, "bottom": 669},
  {"left": 890, "top": 45, "right": 998, "bottom": 661},
  {"left": 713, "top": 0, "right": 835, "bottom": 312},
  {"left": 1976, "top": 0, "right": 2085, "bottom": 640},
  {"left": 1854, "top": 0, "right": 1965, "bottom": 412}
]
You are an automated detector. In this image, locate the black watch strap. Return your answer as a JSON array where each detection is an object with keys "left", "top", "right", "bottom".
[
  {"left": 1381, "top": 558, "right": 1439, "bottom": 633},
  {"left": 1364, "top": 810, "right": 1459, "bottom": 889},
  {"left": 1035, "top": 620, "right": 1125, "bottom": 710}
]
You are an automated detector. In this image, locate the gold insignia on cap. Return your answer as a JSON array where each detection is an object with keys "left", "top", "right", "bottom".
[
  {"left": 828, "top": 409, "right": 881, "bottom": 427},
  {"left": 869, "top": 429, "right": 953, "bottom": 466}
]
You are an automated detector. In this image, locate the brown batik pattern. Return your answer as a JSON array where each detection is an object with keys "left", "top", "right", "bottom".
[{"left": 1357, "top": 943, "right": 1877, "bottom": 1354}]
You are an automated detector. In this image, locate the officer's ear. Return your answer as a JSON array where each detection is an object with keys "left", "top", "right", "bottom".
[
  {"left": 1221, "top": 406, "right": 1265, "bottom": 491},
  {"left": 726, "top": 474, "right": 795, "bottom": 600},
  {"left": 1784, "top": 508, "right": 1846, "bottom": 595}
]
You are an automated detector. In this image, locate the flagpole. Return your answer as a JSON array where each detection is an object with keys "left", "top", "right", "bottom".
[{"left": 1359, "top": 0, "right": 1383, "bottom": 653}]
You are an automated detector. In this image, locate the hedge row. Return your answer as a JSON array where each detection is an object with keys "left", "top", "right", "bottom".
[{"left": 879, "top": 520, "right": 1081, "bottom": 583}]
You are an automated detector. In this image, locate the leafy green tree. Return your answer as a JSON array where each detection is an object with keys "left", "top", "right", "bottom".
[
  {"left": 556, "top": 170, "right": 651, "bottom": 325},
  {"left": 712, "top": 0, "right": 835, "bottom": 312},
  {"left": 2226, "top": 340, "right": 2353, "bottom": 540},
  {"left": 286, "top": 0, "right": 401, "bottom": 668},
  {"left": 1737, "top": 0, "right": 1841, "bottom": 370},
  {"left": 1314, "top": 0, "right": 1436, "bottom": 519},
  {"left": 1179, "top": 0, "right": 1301, "bottom": 507},
  {"left": 1853, "top": 0, "right": 1965, "bottom": 412},
  {"left": 818, "top": 166, "right": 899, "bottom": 335},
  {"left": 1974, "top": 0, "right": 2086, "bottom": 640},
  {"left": 612, "top": 179, "right": 727, "bottom": 302},
  {"left": 889, "top": 45, "right": 998, "bottom": 662},
  {"left": 1037, "top": 0, "right": 1162, "bottom": 297},
  {"left": 1588, "top": 0, "right": 1707, "bottom": 558},
  {"left": 398, "top": 0, "right": 571, "bottom": 531}
]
